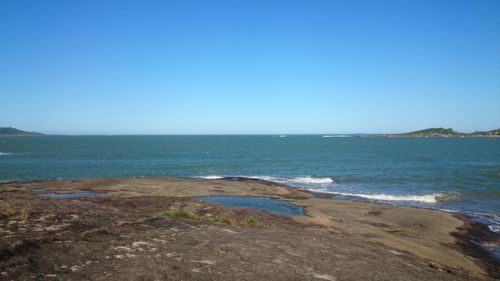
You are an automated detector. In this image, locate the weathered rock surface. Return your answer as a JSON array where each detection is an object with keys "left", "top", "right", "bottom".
[{"left": 0, "top": 178, "right": 498, "bottom": 280}]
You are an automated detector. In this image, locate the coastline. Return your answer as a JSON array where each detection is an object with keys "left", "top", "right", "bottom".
[{"left": 1, "top": 177, "right": 499, "bottom": 280}]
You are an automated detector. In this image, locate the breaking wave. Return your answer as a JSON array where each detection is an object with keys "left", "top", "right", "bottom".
[
  {"left": 0, "top": 152, "right": 12, "bottom": 156},
  {"left": 195, "top": 175, "right": 224, "bottom": 180},
  {"left": 289, "top": 177, "right": 334, "bottom": 184},
  {"left": 196, "top": 175, "right": 333, "bottom": 185},
  {"left": 311, "top": 188, "right": 461, "bottom": 203},
  {"left": 195, "top": 175, "right": 463, "bottom": 204}
]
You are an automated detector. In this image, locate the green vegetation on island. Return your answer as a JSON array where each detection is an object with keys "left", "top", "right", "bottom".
[
  {"left": 385, "top": 127, "right": 500, "bottom": 138},
  {"left": 395, "top": 127, "right": 463, "bottom": 137},
  {"left": 409, "top": 128, "right": 459, "bottom": 135},
  {"left": 470, "top": 129, "right": 500, "bottom": 136},
  {"left": 0, "top": 127, "right": 43, "bottom": 136}
]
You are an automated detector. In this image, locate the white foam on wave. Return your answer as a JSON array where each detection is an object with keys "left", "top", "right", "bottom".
[
  {"left": 310, "top": 188, "right": 448, "bottom": 203},
  {"left": 194, "top": 175, "right": 460, "bottom": 204},
  {"left": 248, "top": 175, "right": 283, "bottom": 182},
  {"left": 196, "top": 175, "right": 224, "bottom": 180},
  {"left": 243, "top": 176, "right": 334, "bottom": 185},
  {"left": 244, "top": 176, "right": 335, "bottom": 185},
  {"left": 0, "top": 152, "right": 12, "bottom": 156},
  {"left": 488, "top": 225, "right": 500, "bottom": 233},
  {"left": 195, "top": 175, "right": 334, "bottom": 185},
  {"left": 347, "top": 193, "right": 440, "bottom": 203},
  {"left": 438, "top": 208, "right": 458, "bottom": 213},
  {"left": 465, "top": 211, "right": 500, "bottom": 233},
  {"left": 289, "top": 176, "right": 334, "bottom": 184}
]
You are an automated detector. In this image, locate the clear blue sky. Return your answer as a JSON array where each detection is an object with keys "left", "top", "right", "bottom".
[{"left": 1, "top": 0, "right": 499, "bottom": 134}]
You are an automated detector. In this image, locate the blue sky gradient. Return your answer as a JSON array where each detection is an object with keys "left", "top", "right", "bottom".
[{"left": 1, "top": 0, "right": 499, "bottom": 134}]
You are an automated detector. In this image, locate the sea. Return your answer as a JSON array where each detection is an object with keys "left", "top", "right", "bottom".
[{"left": 1, "top": 135, "right": 499, "bottom": 234}]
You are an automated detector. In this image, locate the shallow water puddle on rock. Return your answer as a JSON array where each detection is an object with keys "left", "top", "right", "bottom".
[
  {"left": 38, "top": 191, "right": 102, "bottom": 199},
  {"left": 194, "top": 196, "right": 304, "bottom": 216}
]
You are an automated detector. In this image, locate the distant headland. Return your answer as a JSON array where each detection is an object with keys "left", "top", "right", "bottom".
[
  {"left": 383, "top": 128, "right": 500, "bottom": 138},
  {"left": 0, "top": 127, "right": 43, "bottom": 136}
]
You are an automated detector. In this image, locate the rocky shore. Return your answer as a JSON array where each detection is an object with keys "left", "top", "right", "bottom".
[{"left": 0, "top": 177, "right": 498, "bottom": 280}]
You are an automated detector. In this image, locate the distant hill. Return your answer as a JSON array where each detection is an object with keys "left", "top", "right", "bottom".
[
  {"left": 470, "top": 129, "right": 500, "bottom": 136},
  {"left": 385, "top": 127, "right": 499, "bottom": 138},
  {"left": 0, "top": 127, "right": 43, "bottom": 136},
  {"left": 386, "top": 128, "right": 465, "bottom": 137}
]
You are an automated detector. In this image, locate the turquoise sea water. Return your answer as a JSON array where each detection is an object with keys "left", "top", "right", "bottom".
[{"left": 1, "top": 135, "right": 499, "bottom": 231}]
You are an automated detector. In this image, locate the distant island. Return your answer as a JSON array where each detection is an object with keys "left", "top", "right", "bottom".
[
  {"left": 0, "top": 127, "right": 43, "bottom": 136},
  {"left": 384, "top": 127, "right": 500, "bottom": 138},
  {"left": 469, "top": 129, "right": 500, "bottom": 136}
]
